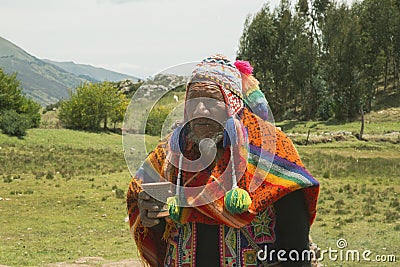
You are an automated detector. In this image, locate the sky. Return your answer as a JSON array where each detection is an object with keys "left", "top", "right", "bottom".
[{"left": 0, "top": 0, "right": 353, "bottom": 79}]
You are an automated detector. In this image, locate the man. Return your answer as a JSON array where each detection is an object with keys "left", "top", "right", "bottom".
[{"left": 127, "top": 55, "right": 320, "bottom": 267}]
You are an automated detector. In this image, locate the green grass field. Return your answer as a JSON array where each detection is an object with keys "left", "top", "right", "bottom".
[
  {"left": 301, "top": 142, "right": 399, "bottom": 266},
  {"left": 0, "top": 113, "right": 399, "bottom": 266},
  {"left": 0, "top": 129, "right": 136, "bottom": 266}
]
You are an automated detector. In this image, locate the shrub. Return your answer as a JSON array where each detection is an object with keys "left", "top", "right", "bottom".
[
  {"left": 115, "top": 188, "right": 125, "bottom": 199},
  {"left": 145, "top": 105, "right": 172, "bottom": 136},
  {"left": 0, "top": 110, "right": 31, "bottom": 137},
  {"left": 385, "top": 210, "right": 399, "bottom": 222},
  {"left": 46, "top": 171, "right": 54, "bottom": 180},
  {"left": 3, "top": 176, "right": 13, "bottom": 183},
  {"left": 389, "top": 198, "right": 399, "bottom": 208},
  {"left": 24, "top": 189, "right": 34, "bottom": 194},
  {"left": 323, "top": 170, "right": 331, "bottom": 178}
]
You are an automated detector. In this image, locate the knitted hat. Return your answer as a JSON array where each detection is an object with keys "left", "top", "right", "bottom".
[
  {"left": 187, "top": 55, "right": 269, "bottom": 120},
  {"left": 188, "top": 54, "right": 244, "bottom": 116}
]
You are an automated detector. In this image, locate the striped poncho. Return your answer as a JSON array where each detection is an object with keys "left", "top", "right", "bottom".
[{"left": 127, "top": 108, "right": 320, "bottom": 266}]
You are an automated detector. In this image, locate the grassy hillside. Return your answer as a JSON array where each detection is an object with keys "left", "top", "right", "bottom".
[
  {"left": 0, "top": 36, "right": 140, "bottom": 106},
  {"left": 0, "top": 111, "right": 399, "bottom": 266},
  {"left": 42, "top": 60, "right": 140, "bottom": 83},
  {"left": 276, "top": 107, "right": 400, "bottom": 145},
  {"left": 0, "top": 37, "right": 87, "bottom": 106}
]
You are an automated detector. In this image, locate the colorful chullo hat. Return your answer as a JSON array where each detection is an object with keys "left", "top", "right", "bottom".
[
  {"left": 168, "top": 55, "right": 268, "bottom": 221},
  {"left": 186, "top": 55, "right": 269, "bottom": 120},
  {"left": 187, "top": 54, "right": 244, "bottom": 116}
]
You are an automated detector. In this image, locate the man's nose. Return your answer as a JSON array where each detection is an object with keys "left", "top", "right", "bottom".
[{"left": 193, "top": 101, "right": 210, "bottom": 116}]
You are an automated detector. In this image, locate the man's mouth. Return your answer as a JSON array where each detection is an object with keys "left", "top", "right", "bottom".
[{"left": 194, "top": 123, "right": 213, "bottom": 127}]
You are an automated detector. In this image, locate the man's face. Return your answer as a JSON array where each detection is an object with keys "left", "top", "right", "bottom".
[{"left": 185, "top": 83, "right": 228, "bottom": 140}]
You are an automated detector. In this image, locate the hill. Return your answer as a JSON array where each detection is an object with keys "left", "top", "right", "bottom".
[
  {"left": 0, "top": 36, "right": 89, "bottom": 106},
  {"left": 0, "top": 36, "right": 139, "bottom": 106},
  {"left": 42, "top": 59, "right": 140, "bottom": 83}
]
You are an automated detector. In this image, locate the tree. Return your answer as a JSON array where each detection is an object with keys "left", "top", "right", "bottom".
[
  {"left": 110, "top": 92, "right": 129, "bottom": 130},
  {"left": 394, "top": 1, "right": 400, "bottom": 92},
  {"left": 271, "top": 0, "right": 294, "bottom": 118},
  {"left": 58, "top": 81, "right": 129, "bottom": 131},
  {"left": 19, "top": 97, "right": 41, "bottom": 128},
  {"left": 238, "top": 1, "right": 322, "bottom": 120},
  {"left": 355, "top": 0, "right": 397, "bottom": 109},
  {"left": 238, "top": 0, "right": 398, "bottom": 122},
  {"left": 0, "top": 69, "right": 24, "bottom": 110},
  {"left": 320, "top": 3, "right": 365, "bottom": 120},
  {"left": 238, "top": 4, "right": 283, "bottom": 119},
  {"left": 0, "top": 68, "right": 41, "bottom": 136}
]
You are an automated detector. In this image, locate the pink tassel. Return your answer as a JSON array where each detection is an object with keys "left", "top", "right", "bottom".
[{"left": 234, "top": 60, "right": 253, "bottom": 75}]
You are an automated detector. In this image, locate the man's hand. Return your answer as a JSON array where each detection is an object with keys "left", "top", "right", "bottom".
[{"left": 138, "top": 190, "right": 162, "bottom": 227}]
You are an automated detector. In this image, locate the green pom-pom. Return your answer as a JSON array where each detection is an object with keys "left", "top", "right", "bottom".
[
  {"left": 167, "top": 196, "right": 181, "bottom": 223},
  {"left": 224, "top": 188, "right": 252, "bottom": 214}
]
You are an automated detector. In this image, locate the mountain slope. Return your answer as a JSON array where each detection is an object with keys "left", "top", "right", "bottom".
[
  {"left": 0, "top": 36, "right": 89, "bottom": 106},
  {"left": 0, "top": 36, "right": 140, "bottom": 106},
  {"left": 42, "top": 59, "right": 140, "bottom": 83}
]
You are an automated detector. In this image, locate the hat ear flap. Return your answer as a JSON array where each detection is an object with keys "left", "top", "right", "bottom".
[
  {"left": 222, "top": 116, "right": 252, "bottom": 214},
  {"left": 246, "top": 90, "right": 269, "bottom": 121},
  {"left": 169, "top": 126, "right": 185, "bottom": 153},
  {"left": 223, "top": 117, "right": 237, "bottom": 148}
]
